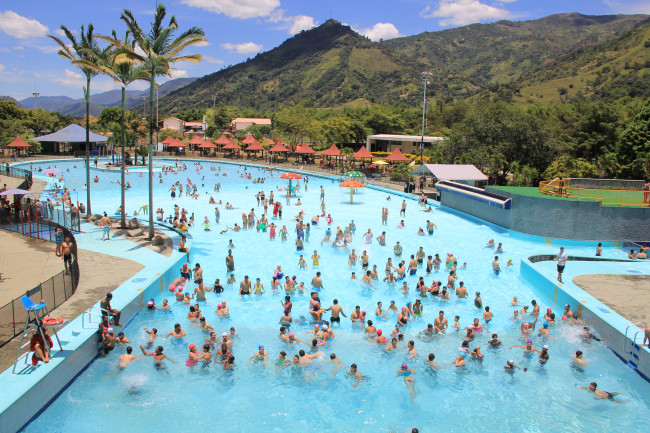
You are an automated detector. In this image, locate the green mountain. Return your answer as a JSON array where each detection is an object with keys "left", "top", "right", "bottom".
[
  {"left": 159, "top": 19, "right": 418, "bottom": 112},
  {"left": 159, "top": 13, "right": 650, "bottom": 113},
  {"left": 516, "top": 21, "right": 650, "bottom": 103}
]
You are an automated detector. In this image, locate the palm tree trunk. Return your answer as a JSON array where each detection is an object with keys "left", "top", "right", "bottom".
[
  {"left": 120, "top": 86, "right": 127, "bottom": 229},
  {"left": 147, "top": 78, "right": 155, "bottom": 240},
  {"left": 85, "top": 77, "right": 92, "bottom": 217}
]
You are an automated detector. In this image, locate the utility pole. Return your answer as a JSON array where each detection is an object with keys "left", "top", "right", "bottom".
[{"left": 420, "top": 71, "right": 433, "bottom": 166}]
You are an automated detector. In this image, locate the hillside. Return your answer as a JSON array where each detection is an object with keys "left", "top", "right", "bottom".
[
  {"left": 159, "top": 20, "right": 418, "bottom": 112},
  {"left": 384, "top": 13, "right": 649, "bottom": 88},
  {"left": 517, "top": 21, "right": 650, "bottom": 103}
]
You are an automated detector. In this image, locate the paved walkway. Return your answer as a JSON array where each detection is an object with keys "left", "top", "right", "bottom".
[{"left": 574, "top": 274, "right": 650, "bottom": 327}]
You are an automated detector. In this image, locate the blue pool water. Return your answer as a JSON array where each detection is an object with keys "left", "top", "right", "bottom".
[{"left": 20, "top": 159, "right": 650, "bottom": 432}]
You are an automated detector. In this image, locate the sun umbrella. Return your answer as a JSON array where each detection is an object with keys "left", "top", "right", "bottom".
[
  {"left": 339, "top": 180, "right": 366, "bottom": 203},
  {"left": 345, "top": 170, "right": 366, "bottom": 181},
  {"left": 0, "top": 188, "right": 31, "bottom": 196},
  {"left": 280, "top": 172, "right": 302, "bottom": 193}
]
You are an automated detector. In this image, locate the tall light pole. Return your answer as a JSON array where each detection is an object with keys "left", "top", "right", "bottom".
[
  {"left": 420, "top": 71, "right": 433, "bottom": 166},
  {"left": 32, "top": 92, "right": 40, "bottom": 137}
]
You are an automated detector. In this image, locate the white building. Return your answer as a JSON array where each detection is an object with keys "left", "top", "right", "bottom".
[
  {"left": 366, "top": 134, "right": 445, "bottom": 154},
  {"left": 231, "top": 118, "right": 272, "bottom": 130},
  {"left": 161, "top": 116, "right": 207, "bottom": 136}
]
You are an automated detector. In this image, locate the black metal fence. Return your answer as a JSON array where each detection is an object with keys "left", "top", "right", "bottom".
[
  {"left": 0, "top": 188, "right": 79, "bottom": 347},
  {"left": 2, "top": 163, "right": 33, "bottom": 189}
]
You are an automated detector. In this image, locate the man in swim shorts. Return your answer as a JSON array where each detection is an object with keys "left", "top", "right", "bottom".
[
  {"left": 582, "top": 382, "right": 626, "bottom": 402},
  {"left": 100, "top": 212, "right": 111, "bottom": 241},
  {"left": 554, "top": 247, "right": 568, "bottom": 283},
  {"left": 100, "top": 293, "right": 122, "bottom": 327},
  {"left": 492, "top": 256, "right": 500, "bottom": 275},
  {"left": 325, "top": 299, "right": 347, "bottom": 323},
  {"left": 62, "top": 237, "right": 73, "bottom": 275}
]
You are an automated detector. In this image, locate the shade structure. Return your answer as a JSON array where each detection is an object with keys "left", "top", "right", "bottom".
[
  {"left": 374, "top": 160, "right": 389, "bottom": 166},
  {"left": 339, "top": 180, "right": 366, "bottom": 203},
  {"left": 167, "top": 138, "right": 185, "bottom": 148},
  {"left": 280, "top": 172, "right": 302, "bottom": 194},
  {"left": 245, "top": 141, "right": 264, "bottom": 151},
  {"left": 33, "top": 123, "right": 107, "bottom": 143},
  {"left": 279, "top": 172, "right": 302, "bottom": 179},
  {"left": 214, "top": 135, "right": 231, "bottom": 148},
  {"left": 321, "top": 144, "right": 341, "bottom": 156},
  {"left": 240, "top": 134, "right": 256, "bottom": 144},
  {"left": 0, "top": 188, "right": 31, "bottom": 196},
  {"left": 7, "top": 136, "right": 31, "bottom": 148},
  {"left": 199, "top": 140, "right": 217, "bottom": 149},
  {"left": 188, "top": 135, "right": 204, "bottom": 145},
  {"left": 222, "top": 140, "right": 242, "bottom": 150},
  {"left": 162, "top": 135, "right": 176, "bottom": 144},
  {"left": 353, "top": 146, "right": 373, "bottom": 159},
  {"left": 345, "top": 171, "right": 366, "bottom": 179},
  {"left": 269, "top": 143, "right": 289, "bottom": 152},
  {"left": 295, "top": 144, "right": 315, "bottom": 154},
  {"left": 385, "top": 148, "right": 409, "bottom": 162}
]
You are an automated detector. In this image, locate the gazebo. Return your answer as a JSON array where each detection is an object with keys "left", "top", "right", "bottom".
[
  {"left": 33, "top": 123, "right": 107, "bottom": 154},
  {"left": 214, "top": 135, "right": 231, "bottom": 151},
  {"left": 6, "top": 136, "right": 31, "bottom": 154},
  {"left": 269, "top": 142, "right": 289, "bottom": 163},
  {"left": 188, "top": 135, "right": 204, "bottom": 151},
  {"left": 384, "top": 148, "right": 409, "bottom": 163},
  {"left": 353, "top": 146, "right": 374, "bottom": 160},
  {"left": 199, "top": 140, "right": 216, "bottom": 156},
  {"left": 245, "top": 140, "right": 265, "bottom": 160},
  {"left": 321, "top": 144, "right": 341, "bottom": 169},
  {"left": 240, "top": 134, "right": 256, "bottom": 145},
  {"left": 294, "top": 143, "right": 315, "bottom": 164},
  {"left": 222, "top": 140, "right": 242, "bottom": 157}
]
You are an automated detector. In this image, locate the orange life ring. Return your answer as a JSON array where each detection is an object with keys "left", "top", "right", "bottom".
[{"left": 43, "top": 317, "right": 64, "bottom": 326}]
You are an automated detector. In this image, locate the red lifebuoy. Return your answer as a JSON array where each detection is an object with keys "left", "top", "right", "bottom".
[{"left": 43, "top": 317, "right": 64, "bottom": 326}]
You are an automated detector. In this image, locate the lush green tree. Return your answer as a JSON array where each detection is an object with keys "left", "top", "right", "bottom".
[
  {"left": 159, "top": 128, "right": 183, "bottom": 140},
  {"left": 617, "top": 100, "right": 650, "bottom": 179},
  {"left": 49, "top": 23, "right": 109, "bottom": 216},
  {"left": 176, "top": 107, "right": 205, "bottom": 122},
  {"left": 120, "top": 3, "right": 206, "bottom": 238},
  {"left": 542, "top": 156, "right": 597, "bottom": 179},
  {"left": 205, "top": 103, "right": 231, "bottom": 133}
]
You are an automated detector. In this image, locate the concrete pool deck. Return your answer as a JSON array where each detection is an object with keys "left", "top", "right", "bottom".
[{"left": 574, "top": 274, "right": 650, "bottom": 327}]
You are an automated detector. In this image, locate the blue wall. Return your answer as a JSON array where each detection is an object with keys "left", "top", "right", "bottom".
[{"left": 439, "top": 187, "right": 650, "bottom": 241}]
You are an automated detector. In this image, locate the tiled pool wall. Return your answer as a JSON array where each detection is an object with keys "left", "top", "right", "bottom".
[
  {"left": 521, "top": 259, "right": 650, "bottom": 379},
  {"left": 439, "top": 185, "right": 650, "bottom": 241}
]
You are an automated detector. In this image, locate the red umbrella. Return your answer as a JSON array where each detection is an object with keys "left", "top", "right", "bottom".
[
  {"left": 279, "top": 172, "right": 302, "bottom": 179},
  {"left": 7, "top": 136, "right": 31, "bottom": 148},
  {"left": 385, "top": 148, "right": 409, "bottom": 162}
]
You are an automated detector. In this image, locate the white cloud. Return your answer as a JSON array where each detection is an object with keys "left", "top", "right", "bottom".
[
  {"left": 180, "top": 0, "right": 280, "bottom": 19},
  {"left": 604, "top": 0, "right": 650, "bottom": 13},
  {"left": 220, "top": 42, "right": 263, "bottom": 54},
  {"left": 288, "top": 15, "right": 317, "bottom": 35},
  {"left": 58, "top": 69, "right": 84, "bottom": 88},
  {"left": 38, "top": 45, "right": 61, "bottom": 54},
  {"left": 170, "top": 69, "right": 189, "bottom": 79},
  {"left": 0, "top": 64, "right": 5, "bottom": 72},
  {"left": 356, "top": 23, "right": 400, "bottom": 41},
  {"left": 0, "top": 10, "right": 48, "bottom": 39},
  {"left": 421, "top": 0, "right": 512, "bottom": 27},
  {"left": 13, "top": 45, "right": 24, "bottom": 50},
  {"left": 204, "top": 55, "right": 225, "bottom": 64}
]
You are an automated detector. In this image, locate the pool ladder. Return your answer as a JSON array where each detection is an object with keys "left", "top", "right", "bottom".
[{"left": 623, "top": 321, "right": 646, "bottom": 369}]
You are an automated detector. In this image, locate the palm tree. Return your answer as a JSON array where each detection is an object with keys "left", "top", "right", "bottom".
[
  {"left": 49, "top": 24, "right": 108, "bottom": 217},
  {"left": 119, "top": 3, "right": 206, "bottom": 239},
  {"left": 86, "top": 30, "right": 148, "bottom": 228}
]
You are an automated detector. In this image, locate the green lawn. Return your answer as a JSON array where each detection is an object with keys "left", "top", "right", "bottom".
[{"left": 490, "top": 186, "right": 648, "bottom": 207}]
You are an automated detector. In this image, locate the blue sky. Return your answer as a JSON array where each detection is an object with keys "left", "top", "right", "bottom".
[{"left": 1, "top": 0, "right": 648, "bottom": 101}]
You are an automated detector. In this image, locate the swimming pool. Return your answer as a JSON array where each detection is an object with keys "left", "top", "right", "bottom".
[{"left": 19, "top": 159, "right": 650, "bottom": 432}]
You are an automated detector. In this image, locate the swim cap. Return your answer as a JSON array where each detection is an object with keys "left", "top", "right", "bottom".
[
  {"left": 259, "top": 345, "right": 264, "bottom": 350},
  {"left": 148, "top": 301, "right": 154, "bottom": 305},
  {"left": 377, "top": 330, "right": 382, "bottom": 336},
  {"left": 189, "top": 344, "right": 196, "bottom": 351},
  {"left": 543, "top": 345, "right": 549, "bottom": 350},
  {"left": 401, "top": 363, "right": 408, "bottom": 370},
  {"left": 507, "top": 360, "right": 514, "bottom": 366},
  {"left": 361, "top": 311, "right": 366, "bottom": 315},
  {"left": 150, "top": 298, "right": 154, "bottom": 301},
  {"left": 527, "top": 340, "right": 533, "bottom": 344},
  {"left": 183, "top": 263, "right": 187, "bottom": 266},
  {"left": 288, "top": 332, "right": 294, "bottom": 337},
  {"left": 107, "top": 327, "right": 114, "bottom": 333},
  {"left": 547, "top": 308, "right": 552, "bottom": 312},
  {"left": 322, "top": 325, "right": 329, "bottom": 331},
  {"left": 402, "top": 307, "right": 407, "bottom": 310},
  {"left": 163, "top": 299, "right": 168, "bottom": 302},
  {"left": 476, "top": 292, "right": 480, "bottom": 296},
  {"left": 543, "top": 322, "right": 549, "bottom": 328},
  {"left": 222, "top": 332, "right": 227, "bottom": 337}
]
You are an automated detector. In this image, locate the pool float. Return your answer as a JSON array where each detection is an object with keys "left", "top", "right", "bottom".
[{"left": 42, "top": 316, "right": 64, "bottom": 326}]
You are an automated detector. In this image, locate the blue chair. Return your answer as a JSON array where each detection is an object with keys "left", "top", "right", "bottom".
[{"left": 20, "top": 296, "right": 48, "bottom": 313}]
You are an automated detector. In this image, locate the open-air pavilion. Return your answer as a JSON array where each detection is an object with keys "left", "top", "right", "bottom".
[
  {"left": 411, "top": 164, "right": 488, "bottom": 186},
  {"left": 33, "top": 124, "right": 107, "bottom": 154}
]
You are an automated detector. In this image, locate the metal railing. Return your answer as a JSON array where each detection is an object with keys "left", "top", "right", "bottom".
[
  {"left": 539, "top": 178, "right": 649, "bottom": 207},
  {"left": 0, "top": 184, "right": 80, "bottom": 347}
]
